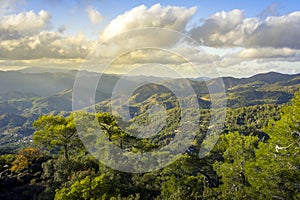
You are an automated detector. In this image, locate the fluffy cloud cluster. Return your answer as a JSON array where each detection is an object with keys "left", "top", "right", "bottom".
[
  {"left": 100, "top": 3, "right": 196, "bottom": 41},
  {"left": 0, "top": 10, "right": 51, "bottom": 40},
  {"left": 187, "top": 8, "right": 300, "bottom": 72},
  {"left": 235, "top": 48, "right": 300, "bottom": 60},
  {"left": 98, "top": 4, "right": 300, "bottom": 66},
  {"left": 190, "top": 9, "right": 245, "bottom": 47},
  {"left": 245, "top": 12, "right": 300, "bottom": 49},
  {"left": 190, "top": 9, "right": 300, "bottom": 50},
  {"left": 0, "top": 10, "right": 92, "bottom": 60},
  {"left": 0, "top": 2, "right": 300, "bottom": 76},
  {"left": 0, "top": 31, "right": 91, "bottom": 60},
  {"left": 90, "top": 3, "right": 199, "bottom": 66}
]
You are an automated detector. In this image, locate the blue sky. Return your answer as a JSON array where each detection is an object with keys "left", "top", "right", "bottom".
[
  {"left": 21, "top": 0, "right": 300, "bottom": 38},
  {"left": 0, "top": 0, "right": 300, "bottom": 77}
]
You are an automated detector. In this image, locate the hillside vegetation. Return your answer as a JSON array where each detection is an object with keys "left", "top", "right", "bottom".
[{"left": 0, "top": 70, "right": 299, "bottom": 199}]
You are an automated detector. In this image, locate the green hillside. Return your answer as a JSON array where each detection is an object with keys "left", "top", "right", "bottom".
[{"left": 0, "top": 71, "right": 299, "bottom": 152}]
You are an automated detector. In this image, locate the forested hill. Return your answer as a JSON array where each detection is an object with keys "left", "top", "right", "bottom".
[{"left": 0, "top": 70, "right": 300, "bottom": 152}]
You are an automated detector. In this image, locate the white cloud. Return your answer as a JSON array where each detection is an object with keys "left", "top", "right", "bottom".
[
  {"left": 0, "top": 4, "right": 299, "bottom": 76},
  {"left": 245, "top": 12, "right": 300, "bottom": 49},
  {"left": 0, "top": 10, "right": 51, "bottom": 40},
  {"left": 0, "top": 31, "right": 92, "bottom": 60},
  {"left": 190, "top": 9, "right": 300, "bottom": 49},
  {"left": 112, "top": 49, "right": 185, "bottom": 65},
  {"left": 86, "top": 6, "right": 104, "bottom": 25},
  {"left": 89, "top": 4, "right": 198, "bottom": 63},
  {"left": 100, "top": 3, "right": 196, "bottom": 41},
  {"left": 188, "top": 9, "right": 300, "bottom": 74},
  {"left": 235, "top": 48, "right": 300, "bottom": 60},
  {"left": 0, "top": 9, "right": 93, "bottom": 60},
  {"left": 0, "top": 58, "right": 84, "bottom": 71},
  {"left": 190, "top": 9, "right": 245, "bottom": 47},
  {"left": 216, "top": 47, "right": 300, "bottom": 73},
  {"left": 110, "top": 47, "right": 220, "bottom": 66},
  {"left": 218, "top": 59, "right": 300, "bottom": 78}
]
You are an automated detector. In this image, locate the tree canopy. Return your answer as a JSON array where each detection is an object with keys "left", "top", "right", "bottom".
[{"left": 33, "top": 114, "right": 83, "bottom": 159}]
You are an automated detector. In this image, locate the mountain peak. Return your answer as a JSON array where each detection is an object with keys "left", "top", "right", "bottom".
[{"left": 242, "top": 71, "right": 294, "bottom": 84}]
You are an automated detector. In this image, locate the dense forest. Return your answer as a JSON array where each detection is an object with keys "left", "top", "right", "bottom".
[{"left": 0, "top": 88, "right": 299, "bottom": 199}]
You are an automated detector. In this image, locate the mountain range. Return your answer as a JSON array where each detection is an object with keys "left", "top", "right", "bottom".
[{"left": 0, "top": 68, "right": 299, "bottom": 152}]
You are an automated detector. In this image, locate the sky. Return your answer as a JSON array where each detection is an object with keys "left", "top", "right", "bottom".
[{"left": 0, "top": 0, "right": 300, "bottom": 77}]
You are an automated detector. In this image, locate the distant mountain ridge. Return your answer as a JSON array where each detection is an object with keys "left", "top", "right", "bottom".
[
  {"left": 209, "top": 71, "right": 300, "bottom": 89},
  {"left": 241, "top": 71, "right": 298, "bottom": 84},
  {"left": 0, "top": 69, "right": 299, "bottom": 103},
  {"left": 0, "top": 69, "right": 300, "bottom": 151}
]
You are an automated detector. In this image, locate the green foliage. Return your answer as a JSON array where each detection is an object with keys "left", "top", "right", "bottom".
[
  {"left": 224, "top": 104, "right": 281, "bottom": 135},
  {"left": 54, "top": 174, "right": 111, "bottom": 200},
  {"left": 159, "top": 174, "right": 203, "bottom": 199},
  {"left": 245, "top": 91, "right": 300, "bottom": 199},
  {"left": 205, "top": 132, "right": 259, "bottom": 199},
  {"left": 204, "top": 91, "right": 300, "bottom": 199},
  {"left": 33, "top": 113, "right": 83, "bottom": 159},
  {"left": 30, "top": 95, "right": 299, "bottom": 199},
  {"left": 37, "top": 155, "right": 99, "bottom": 200}
]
